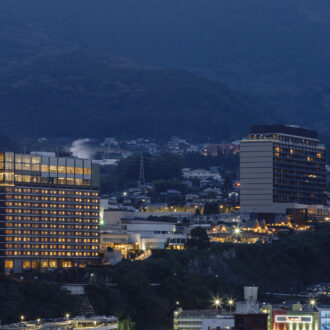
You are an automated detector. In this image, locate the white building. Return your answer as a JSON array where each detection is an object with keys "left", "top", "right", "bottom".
[
  {"left": 173, "top": 309, "right": 234, "bottom": 330},
  {"left": 318, "top": 307, "right": 330, "bottom": 330},
  {"left": 100, "top": 210, "right": 187, "bottom": 253},
  {"left": 182, "top": 168, "right": 222, "bottom": 182},
  {"left": 122, "top": 219, "right": 186, "bottom": 250}
]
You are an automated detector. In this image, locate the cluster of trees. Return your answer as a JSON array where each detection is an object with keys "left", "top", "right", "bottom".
[
  {"left": 0, "top": 276, "right": 79, "bottom": 324},
  {"left": 3, "top": 228, "right": 330, "bottom": 329},
  {"left": 187, "top": 227, "right": 210, "bottom": 249},
  {"left": 101, "top": 153, "right": 184, "bottom": 194},
  {"left": 85, "top": 227, "right": 330, "bottom": 328},
  {"left": 101, "top": 152, "right": 238, "bottom": 195},
  {"left": 85, "top": 250, "right": 233, "bottom": 330}
]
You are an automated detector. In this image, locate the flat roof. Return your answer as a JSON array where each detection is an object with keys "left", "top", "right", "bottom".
[
  {"left": 122, "top": 219, "right": 174, "bottom": 225},
  {"left": 251, "top": 125, "right": 318, "bottom": 139}
]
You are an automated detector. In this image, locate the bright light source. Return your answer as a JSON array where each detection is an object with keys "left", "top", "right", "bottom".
[
  {"left": 234, "top": 227, "right": 241, "bottom": 235},
  {"left": 213, "top": 297, "right": 222, "bottom": 309},
  {"left": 228, "top": 299, "right": 235, "bottom": 306},
  {"left": 310, "top": 299, "right": 316, "bottom": 307}
]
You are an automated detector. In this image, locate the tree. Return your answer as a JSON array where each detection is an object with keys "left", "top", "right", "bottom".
[
  {"left": 203, "top": 202, "right": 220, "bottom": 215},
  {"left": 187, "top": 226, "right": 210, "bottom": 249},
  {"left": 119, "top": 318, "right": 136, "bottom": 330},
  {"left": 195, "top": 208, "right": 201, "bottom": 216}
]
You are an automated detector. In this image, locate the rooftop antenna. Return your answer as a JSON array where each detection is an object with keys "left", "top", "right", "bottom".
[{"left": 138, "top": 154, "right": 146, "bottom": 189}]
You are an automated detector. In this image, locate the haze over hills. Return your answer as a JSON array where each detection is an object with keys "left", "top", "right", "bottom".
[{"left": 1, "top": 1, "right": 330, "bottom": 142}]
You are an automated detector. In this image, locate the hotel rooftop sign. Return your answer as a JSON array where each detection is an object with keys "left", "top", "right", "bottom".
[{"left": 275, "top": 315, "right": 313, "bottom": 324}]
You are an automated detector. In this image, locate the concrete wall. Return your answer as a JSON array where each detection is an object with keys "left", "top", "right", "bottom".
[
  {"left": 202, "top": 317, "right": 234, "bottom": 330},
  {"left": 240, "top": 141, "right": 274, "bottom": 213}
]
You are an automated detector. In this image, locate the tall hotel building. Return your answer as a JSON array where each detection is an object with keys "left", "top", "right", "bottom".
[
  {"left": 0, "top": 152, "right": 100, "bottom": 273},
  {"left": 240, "top": 125, "right": 327, "bottom": 222}
]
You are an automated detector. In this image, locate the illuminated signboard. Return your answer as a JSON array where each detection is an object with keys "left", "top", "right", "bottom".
[{"left": 275, "top": 315, "right": 313, "bottom": 324}]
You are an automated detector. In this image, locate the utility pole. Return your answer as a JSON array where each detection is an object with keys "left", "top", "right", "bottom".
[{"left": 138, "top": 154, "right": 146, "bottom": 189}]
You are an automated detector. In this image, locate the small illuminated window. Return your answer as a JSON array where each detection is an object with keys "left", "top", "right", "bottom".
[{"left": 4, "top": 260, "right": 14, "bottom": 269}]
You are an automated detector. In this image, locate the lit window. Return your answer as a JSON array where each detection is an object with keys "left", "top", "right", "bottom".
[{"left": 4, "top": 260, "right": 13, "bottom": 269}]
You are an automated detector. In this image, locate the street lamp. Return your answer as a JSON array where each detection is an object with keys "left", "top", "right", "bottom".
[
  {"left": 65, "top": 314, "right": 70, "bottom": 319},
  {"left": 176, "top": 301, "right": 180, "bottom": 306},
  {"left": 20, "top": 315, "right": 24, "bottom": 322},
  {"left": 228, "top": 299, "right": 235, "bottom": 311},
  {"left": 233, "top": 227, "right": 241, "bottom": 235},
  {"left": 213, "top": 298, "right": 222, "bottom": 310},
  {"left": 310, "top": 299, "right": 316, "bottom": 308},
  {"left": 37, "top": 319, "right": 41, "bottom": 325}
]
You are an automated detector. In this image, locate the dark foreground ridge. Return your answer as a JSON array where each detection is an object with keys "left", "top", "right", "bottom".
[{"left": 1, "top": 227, "right": 330, "bottom": 330}]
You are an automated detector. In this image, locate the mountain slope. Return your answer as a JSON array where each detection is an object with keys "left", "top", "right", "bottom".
[
  {"left": 0, "top": 51, "right": 270, "bottom": 140},
  {"left": 0, "top": 2, "right": 274, "bottom": 141},
  {"left": 5, "top": 0, "right": 330, "bottom": 137}
]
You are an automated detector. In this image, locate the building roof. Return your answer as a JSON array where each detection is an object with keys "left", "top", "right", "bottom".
[
  {"left": 121, "top": 219, "right": 174, "bottom": 225},
  {"left": 251, "top": 125, "right": 318, "bottom": 139}
]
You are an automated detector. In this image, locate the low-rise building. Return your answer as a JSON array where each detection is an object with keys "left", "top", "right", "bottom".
[
  {"left": 174, "top": 309, "right": 234, "bottom": 330},
  {"left": 318, "top": 306, "right": 330, "bottom": 330},
  {"left": 182, "top": 168, "right": 222, "bottom": 182},
  {"left": 100, "top": 215, "right": 187, "bottom": 260},
  {"left": 1, "top": 316, "right": 118, "bottom": 330}
]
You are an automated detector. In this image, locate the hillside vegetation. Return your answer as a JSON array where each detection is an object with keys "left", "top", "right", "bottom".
[
  {"left": 85, "top": 227, "right": 330, "bottom": 329},
  {"left": 4, "top": 0, "right": 330, "bottom": 138},
  {"left": 1, "top": 228, "right": 330, "bottom": 329}
]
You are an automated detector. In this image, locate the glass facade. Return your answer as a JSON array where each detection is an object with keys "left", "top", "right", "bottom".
[
  {"left": 0, "top": 153, "right": 100, "bottom": 272},
  {"left": 320, "top": 310, "right": 330, "bottom": 329},
  {"left": 0, "top": 152, "right": 95, "bottom": 187}
]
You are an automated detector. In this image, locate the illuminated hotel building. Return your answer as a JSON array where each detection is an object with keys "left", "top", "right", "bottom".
[
  {"left": 262, "top": 304, "right": 319, "bottom": 330},
  {"left": 240, "top": 125, "right": 327, "bottom": 222},
  {"left": 0, "top": 152, "right": 100, "bottom": 273}
]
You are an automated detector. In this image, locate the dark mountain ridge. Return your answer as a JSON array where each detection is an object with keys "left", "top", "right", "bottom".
[
  {"left": 6, "top": 0, "right": 330, "bottom": 137},
  {"left": 0, "top": 2, "right": 276, "bottom": 141}
]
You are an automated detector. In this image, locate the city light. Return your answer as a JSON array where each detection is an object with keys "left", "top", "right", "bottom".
[
  {"left": 65, "top": 313, "right": 70, "bottom": 319},
  {"left": 213, "top": 297, "right": 222, "bottom": 309},
  {"left": 20, "top": 315, "right": 24, "bottom": 322},
  {"left": 233, "top": 227, "right": 241, "bottom": 235},
  {"left": 309, "top": 299, "right": 317, "bottom": 307},
  {"left": 228, "top": 298, "right": 235, "bottom": 307}
]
